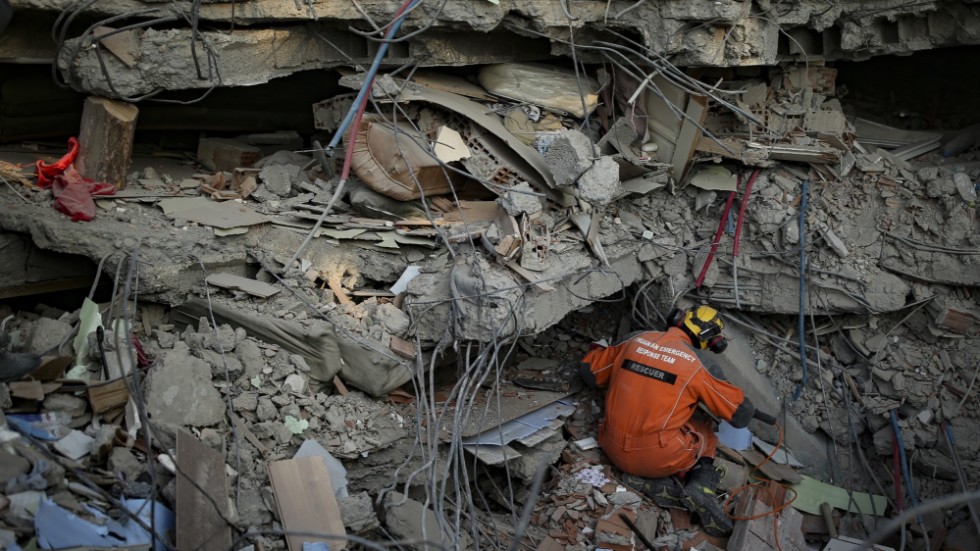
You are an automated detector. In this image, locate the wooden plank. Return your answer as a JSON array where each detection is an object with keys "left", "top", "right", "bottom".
[
  {"left": 233, "top": 415, "right": 269, "bottom": 456},
  {"left": 87, "top": 378, "right": 130, "bottom": 414},
  {"left": 389, "top": 335, "right": 416, "bottom": 359},
  {"left": 176, "top": 430, "right": 233, "bottom": 551},
  {"left": 738, "top": 448, "right": 802, "bottom": 484},
  {"left": 76, "top": 96, "right": 139, "bottom": 190},
  {"left": 9, "top": 380, "right": 44, "bottom": 401},
  {"left": 268, "top": 456, "right": 347, "bottom": 551}
]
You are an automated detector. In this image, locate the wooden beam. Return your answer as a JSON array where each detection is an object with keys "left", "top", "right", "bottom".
[
  {"left": 176, "top": 430, "right": 233, "bottom": 551},
  {"left": 77, "top": 96, "right": 139, "bottom": 190},
  {"left": 268, "top": 456, "right": 346, "bottom": 551}
]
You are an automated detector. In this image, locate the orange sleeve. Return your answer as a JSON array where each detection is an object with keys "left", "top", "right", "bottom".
[
  {"left": 691, "top": 367, "right": 746, "bottom": 422},
  {"left": 580, "top": 343, "right": 626, "bottom": 389}
]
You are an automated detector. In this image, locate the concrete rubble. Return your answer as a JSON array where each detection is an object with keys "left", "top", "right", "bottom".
[{"left": 1, "top": 1, "right": 980, "bottom": 549}]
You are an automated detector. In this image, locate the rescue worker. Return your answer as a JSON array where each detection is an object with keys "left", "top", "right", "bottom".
[{"left": 579, "top": 305, "right": 757, "bottom": 536}]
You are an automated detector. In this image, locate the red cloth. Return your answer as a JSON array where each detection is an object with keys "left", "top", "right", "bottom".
[
  {"left": 35, "top": 137, "right": 79, "bottom": 188},
  {"left": 51, "top": 165, "right": 116, "bottom": 222}
]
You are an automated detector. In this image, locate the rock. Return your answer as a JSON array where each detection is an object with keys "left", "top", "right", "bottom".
[
  {"left": 256, "top": 397, "right": 278, "bottom": 421},
  {"left": 259, "top": 164, "right": 301, "bottom": 197},
  {"left": 373, "top": 304, "right": 409, "bottom": 336},
  {"left": 383, "top": 492, "right": 471, "bottom": 551},
  {"left": 236, "top": 339, "right": 265, "bottom": 376},
  {"left": 201, "top": 349, "right": 244, "bottom": 374},
  {"left": 282, "top": 373, "right": 307, "bottom": 395},
  {"left": 576, "top": 156, "right": 622, "bottom": 205},
  {"left": 339, "top": 492, "right": 381, "bottom": 533},
  {"left": 498, "top": 181, "right": 543, "bottom": 216},
  {"left": 143, "top": 343, "right": 226, "bottom": 431},
  {"left": 108, "top": 447, "right": 144, "bottom": 482},
  {"left": 511, "top": 432, "right": 567, "bottom": 481},
  {"left": 544, "top": 129, "right": 595, "bottom": 187},
  {"left": 233, "top": 392, "right": 259, "bottom": 412},
  {"left": 289, "top": 354, "right": 310, "bottom": 373},
  {"left": 237, "top": 485, "right": 272, "bottom": 526},
  {"left": 608, "top": 488, "right": 643, "bottom": 507},
  {"left": 155, "top": 329, "right": 176, "bottom": 349},
  {"left": 27, "top": 317, "right": 74, "bottom": 355},
  {"left": 252, "top": 421, "right": 292, "bottom": 444},
  {"left": 204, "top": 323, "right": 238, "bottom": 353},
  {"left": 42, "top": 393, "right": 87, "bottom": 417}
]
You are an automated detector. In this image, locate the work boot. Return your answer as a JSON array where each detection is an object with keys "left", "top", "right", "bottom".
[
  {"left": 682, "top": 459, "right": 733, "bottom": 537},
  {"left": 0, "top": 350, "right": 42, "bottom": 383},
  {"left": 621, "top": 473, "right": 688, "bottom": 509}
]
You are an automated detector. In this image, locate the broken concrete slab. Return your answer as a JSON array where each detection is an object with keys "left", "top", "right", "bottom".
[
  {"left": 143, "top": 342, "right": 226, "bottom": 432},
  {"left": 383, "top": 492, "right": 471, "bottom": 551}
]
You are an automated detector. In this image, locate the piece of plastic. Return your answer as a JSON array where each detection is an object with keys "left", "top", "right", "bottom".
[
  {"left": 35, "top": 498, "right": 174, "bottom": 551},
  {"left": 35, "top": 137, "right": 79, "bottom": 188},
  {"left": 715, "top": 420, "right": 752, "bottom": 450},
  {"left": 478, "top": 63, "right": 600, "bottom": 119},
  {"left": 6, "top": 412, "right": 73, "bottom": 441},
  {"left": 295, "top": 439, "right": 349, "bottom": 499}
]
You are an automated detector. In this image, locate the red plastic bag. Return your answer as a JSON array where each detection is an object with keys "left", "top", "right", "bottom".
[
  {"left": 35, "top": 137, "right": 79, "bottom": 188},
  {"left": 51, "top": 166, "right": 115, "bottom": 222}
]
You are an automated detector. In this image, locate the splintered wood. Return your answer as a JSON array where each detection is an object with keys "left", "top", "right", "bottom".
[{"left": 268, "top": 456, "right": 347, "bottom": 551}]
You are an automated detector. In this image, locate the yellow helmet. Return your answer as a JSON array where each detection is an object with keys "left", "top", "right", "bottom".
[{"left": 669, "top": 305, "right": 728, "bottom": 353}]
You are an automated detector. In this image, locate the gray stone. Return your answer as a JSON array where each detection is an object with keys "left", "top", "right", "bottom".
[
  {"left": 204, "top": 323, "right": 238, "bottom": 353},
  {"left": 27, "top": 317, "right": 73, "bottom": 356},
  {"left": 144, "top": 343, "right": 226, "bottom": 431},
  {"left": 201, "top": 349, "right": 244, "bottom": 374},
  {"left": 259, "top": 164, "right": 301, "bottom": 197},
  {"left": 373, "top": 304, "right": 409, "bottom": 337},
  {"left": 155, "top": 330, "right": 176, "bottom": 349},
  {"left": 544, "top": 129, "right": 595, "bottom": 187},
  {"left": 288, "top": 354, "right": 310, "bottom": 373},
  {"left": 383, "top": 492, "right": 471, "bottom": 551},
  {"left": 576, "top": 156, "right": 622, "bottom": 205},
  {"left": 236, "top": 340, "right": 265, "bottom": 376},
  {"left": 237, "top": 485, "right": 272, "bottom": 526},
  {"left": 339, "top": 491, "right": 381, "bottom": 533},
  {"left": 256, "top": 397, "right": 278, "bottom": 421},
  {"left": 511, "top": 431, "right": 567, "bottom": 481},
  {"left": 108, "top": 448, "right": 145, "bottom": 482},
  {"left": 252, "top": 421, "right": 292, "bottom": 444},
  {"left": 497, "top": 181, "right": 543, "bottom": 216},
  {"left": 233, "top": 392, "right": 259, "bottom": 412}
]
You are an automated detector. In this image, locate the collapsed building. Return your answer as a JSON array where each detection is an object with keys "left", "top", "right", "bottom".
[{"left": 1, "top": 0, "right": 980, "bottom": 549}]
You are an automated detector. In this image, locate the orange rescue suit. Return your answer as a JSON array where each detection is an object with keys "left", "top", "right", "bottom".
[{"left": 582, "top": 327, "right": 747, "bottom": 478}]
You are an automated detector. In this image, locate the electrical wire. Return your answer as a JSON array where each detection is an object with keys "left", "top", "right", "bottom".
[
  {"left": 695, "top": 189, "right": 737, "bottom": 288},
  {"left": 723, "top": 421, "right": 797, "bottom": 551},
  {"left": 731, "top": 168, "right": 761, "bottom": 309}
]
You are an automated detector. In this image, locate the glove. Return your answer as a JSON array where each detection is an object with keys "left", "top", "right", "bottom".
[
  {"left": 729, "top": 397, "right": 755, "bottom": 429},
  {"left": 589, "top": 339, "right": 609, "bottom": 351}
]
